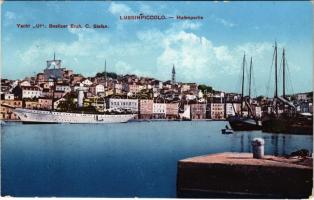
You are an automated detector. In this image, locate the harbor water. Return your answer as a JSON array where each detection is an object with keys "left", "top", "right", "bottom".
[{"left": 1, "top": 121, "right": 313, "bottom": 197}]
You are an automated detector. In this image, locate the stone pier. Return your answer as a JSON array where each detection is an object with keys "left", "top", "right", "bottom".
[{"left": 177, "top": 152, "right": 312, "bottom": 198}]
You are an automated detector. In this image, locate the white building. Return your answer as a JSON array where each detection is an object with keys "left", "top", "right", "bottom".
[
  {"left": 21, "top": 86, "right": 42, "bottom": 99},
  {"left": 4, "top": 93, "right": 14, "bottom": 100},
  {"left": 225, "top": 103, "right": 235, "bottom": 117},
  {"left": 95, "top": 84, "right": 105, "bottom": 94},
  {"left": 55, "top": 84, "right": 71, "bottom": 93},
  {"left": 90, "top": 84, "right": 105, "bottom": 95},
  {"left": 82, "top": 79, "right": 93, "bottom": 86},
  {"left": 108, "top": 98, "right": 138, "bottom": 113},
  {"left": 153, "top": 103, "right": 166, "bottom": 114},
  {"left": 74, "top": 84, "right": 89, "bottom": 92},
  {"left": 186, "top": 94, "right": 197, "bottom": 101}
]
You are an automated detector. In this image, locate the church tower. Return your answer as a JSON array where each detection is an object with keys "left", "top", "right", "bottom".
[{"left": 172, "top": 64, "right": 176, "bottom": 84}]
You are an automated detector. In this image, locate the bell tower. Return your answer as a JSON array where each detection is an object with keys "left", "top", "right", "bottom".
[{"left": 172, "top": 64, "right": 176, "bottom": 84}]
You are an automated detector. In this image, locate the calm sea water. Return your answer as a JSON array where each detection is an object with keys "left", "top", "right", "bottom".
[{"left": 1, "top": 121, "right": 313, "bottom": 197}]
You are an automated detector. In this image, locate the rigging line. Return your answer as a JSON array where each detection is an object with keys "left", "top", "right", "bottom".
[
  {"left": 245, "top": 58, "right": 250, "bottom": 96},
  {"left": 286, "top": 60, "right": 295, "bottom": 95},
  {"left": 251, "top": 61, "right": 258, "bottom": 98},
  {"left": 266, "top": 47, "right": 275, "bottom": 97},
  {"left": 278, "top": 52, "right": 283, "bottom": 96},
  {"left": 235, "top": 58, "right": 243, "bottom": 95}
]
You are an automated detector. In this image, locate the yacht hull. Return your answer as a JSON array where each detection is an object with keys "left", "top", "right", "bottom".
[{"left": 13, "top": 108, "right": 136, "bottom": 124}]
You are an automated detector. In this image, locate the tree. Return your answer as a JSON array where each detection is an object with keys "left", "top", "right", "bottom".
[
  {"left": 96, "top": 72, "right": 118, "bottom": 79},
  {"left": 198, "top": 84, "right": 213, "bottom": 93}
]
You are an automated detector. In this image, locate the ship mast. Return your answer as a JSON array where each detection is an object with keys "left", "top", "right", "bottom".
[
  {"left": 274, "top": 42, "right": 278, "bottom": 115},
  {"left": 282, "top": 48, "right": 286, "bottom": 98},
  {"left": 104, "top": 60, "right": 107, "bottom": 86},
  {"left": 249, "top": 57, "right": 252, "bottom": 100},
  {"left": 241, "top": 53, "right": 246, "bottom": 116}
]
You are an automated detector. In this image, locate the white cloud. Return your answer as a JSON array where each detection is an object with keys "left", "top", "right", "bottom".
[
  {"left": 109, "top": 2, "right": 135, "bottom": 16},
  {"left": 216, "top": 18, "right": 236, "bottom": 27},
  {"left": 5, "top": 11, "right": 16, "bottom": 20},
  {"left": 14, "top": 17, "right": 276, "bottom": 93},
  {"left": 171, "top": 21, "right": 202, "bottom": 31},
  {"left": 4, "top": 11, "right": 17, "bottom": 26}
]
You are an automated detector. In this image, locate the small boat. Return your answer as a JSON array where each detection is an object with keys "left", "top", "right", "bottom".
[{"left": 221, "top": 125, "right": 234, "bottom": 134}]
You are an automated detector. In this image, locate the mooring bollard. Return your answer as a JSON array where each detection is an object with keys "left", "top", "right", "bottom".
[{"left": 251, "top": 138, "right": 265, "bottom": 159}]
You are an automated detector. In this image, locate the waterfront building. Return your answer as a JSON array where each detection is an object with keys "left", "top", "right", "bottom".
[
  {"left": 225, "top": 103, "right": 236, "bottom": 117},
  {"left": 210, "top": 103, "right": 225, "bottom": 120},
  {"left": 0, "top": 100, "right": 22, "bottom": 120},
  {"left": 153, "top": 103, "right": 166, "bottom": 119},
  {"left": 191, "top": 103, "right": 206, "bottom": 119},
  {"left": 166, "top": 103, "right": 179, "bottom": 119},
  {"left": 139, "top": 99, "right": 154, "bottom": 119},
  {"left": 108, "top": 98, "right": 139, "bottom": 113},
  {"left": 225, "top": 103, "right": 241, "bottom": 117}
]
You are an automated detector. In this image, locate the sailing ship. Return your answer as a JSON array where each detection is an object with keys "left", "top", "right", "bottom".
[
  {"left": 262, "top": 43, "right": 313, "bottom": 134},
  {"left": 228, "top": 54, "right": 262, "bottom": 131}
]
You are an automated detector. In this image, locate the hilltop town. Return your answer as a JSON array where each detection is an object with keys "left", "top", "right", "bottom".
[{"left": 1, "top": 56, "right": 313, "bottom": 121}]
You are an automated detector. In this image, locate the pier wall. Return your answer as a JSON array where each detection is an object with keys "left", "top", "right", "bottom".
[{"left": 177, "top": 153, "right": 313, "bottom": 198}]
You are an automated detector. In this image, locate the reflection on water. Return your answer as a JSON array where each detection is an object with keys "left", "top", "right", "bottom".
[
  {"left": 1, "top": 121, "right": 312, "bottom": 197},
  {"left": 234, "top": 133, "right": 301, "bottom": 156}
]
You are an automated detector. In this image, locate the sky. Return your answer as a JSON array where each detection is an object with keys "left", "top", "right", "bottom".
[{"left": 2, "top": 1, "right": 313, "bottom": 96}]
